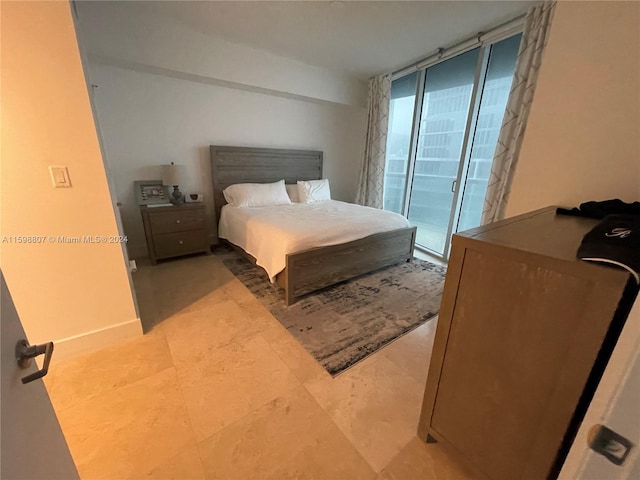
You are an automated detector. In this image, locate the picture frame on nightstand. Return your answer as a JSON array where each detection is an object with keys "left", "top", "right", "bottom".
[{"left": 134, "top": 180, "right": 171, "bottom": 205}]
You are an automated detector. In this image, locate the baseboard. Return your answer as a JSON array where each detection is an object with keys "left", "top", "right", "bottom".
[{"left": 50, "top": 317, "right": 143, "bottom": 361}]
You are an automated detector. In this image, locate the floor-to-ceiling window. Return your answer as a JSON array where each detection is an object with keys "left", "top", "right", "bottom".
[
  {"left": 383, "top": 33, "right": 522, "bottom": 259},
  {"left": 383, "top": 72, "right": 418, "bottom": 214}
]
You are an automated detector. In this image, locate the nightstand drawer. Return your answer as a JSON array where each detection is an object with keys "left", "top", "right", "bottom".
[
  {"left": 153, "top": 231, "right": 208, "bottom": 259},
  {"left": 149, "top": 210, "right": 204, "bottom": 234},
  {"left": 141, "top": 203, "right": 210, "bottom": 264}
]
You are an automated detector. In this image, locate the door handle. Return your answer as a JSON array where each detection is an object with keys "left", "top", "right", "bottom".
[
  {"left": 15, "top": 339, "right": 54, "bottom": 384},
  {"left": 451, "top": 179, "right": 457, "bottom": 193}
]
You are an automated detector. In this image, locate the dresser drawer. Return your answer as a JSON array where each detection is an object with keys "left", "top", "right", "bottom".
[
  {"left": 153, "top": 231, "right": 208, "bottom": 259},
  {"left": 149, "top": 209, "right": 204, "bottom": 234}
]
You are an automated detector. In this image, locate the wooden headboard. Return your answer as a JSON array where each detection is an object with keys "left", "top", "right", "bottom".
[{"left": 210, "top": 145, "right": 323, "bottom": 221}]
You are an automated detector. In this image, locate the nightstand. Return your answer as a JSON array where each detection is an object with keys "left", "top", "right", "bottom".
[{"left": 140, "top": 203, "right": 210, "bottom": 264}]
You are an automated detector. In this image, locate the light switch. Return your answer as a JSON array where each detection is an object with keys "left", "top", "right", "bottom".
[{"left": 49, "top": 166, "right": 72, "bottom": 188}]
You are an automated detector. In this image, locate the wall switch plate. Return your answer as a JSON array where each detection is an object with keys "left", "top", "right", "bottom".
[{"left": 49, "top": 166, "right": 72, "bottom": 188}]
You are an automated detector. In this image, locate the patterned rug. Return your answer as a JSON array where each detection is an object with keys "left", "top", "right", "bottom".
[{"left": 216, "top": 246, "right": 447, "bottom": 376}]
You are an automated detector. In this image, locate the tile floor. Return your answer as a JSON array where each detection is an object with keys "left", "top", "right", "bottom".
[{"left": 45, "top": 253, "right": 474, "bottom": 479}]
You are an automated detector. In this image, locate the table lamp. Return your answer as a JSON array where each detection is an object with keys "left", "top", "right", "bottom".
[{"left": 163, "top": 162, "right": 185, "bottom": 204}]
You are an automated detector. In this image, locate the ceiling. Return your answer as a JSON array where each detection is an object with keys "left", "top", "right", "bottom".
[{"left": 83, "top": 1, "right": 538, "bottom": 80}]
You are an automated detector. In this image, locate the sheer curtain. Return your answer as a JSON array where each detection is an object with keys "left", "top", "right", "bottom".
[
  {"left": 355, "top": 73, "right": 391, "bottom": 208},
  {"left": 481, "top": 2, "right": 556, "bottom": 224}
]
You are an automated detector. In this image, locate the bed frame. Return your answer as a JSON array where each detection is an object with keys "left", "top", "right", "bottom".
[{"left": 210, "top": 145, "right": 417, "bottom": 305}]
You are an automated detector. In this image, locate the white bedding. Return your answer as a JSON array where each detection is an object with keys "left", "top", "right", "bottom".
[{"left": 218, "top": 200, "right": 411, "bottom": 281}]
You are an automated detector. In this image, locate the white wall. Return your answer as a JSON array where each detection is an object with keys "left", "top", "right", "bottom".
[
  {"left": 506, "top": 1, "right": 640, "bottom": 217},
  {"left": 1, "top": 2, "right": 141, "bottom": 359},
  {"left": 76, "top": 2, "right": 365, "bottom": 107},
  {"left": 90, "top": 63, "right": 367, "bottom": 258},
  {"left": 75, "top": 2, "right": 368, "bottom": 259}
]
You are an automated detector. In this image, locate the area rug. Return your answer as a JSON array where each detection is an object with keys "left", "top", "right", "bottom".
[{"left": 216, "top": 246, "right": 447, "bottom": 376}]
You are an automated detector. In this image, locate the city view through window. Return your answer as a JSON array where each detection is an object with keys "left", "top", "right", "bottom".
[{"left": 383, "top": 34, "right": 521, "bottom": 257}]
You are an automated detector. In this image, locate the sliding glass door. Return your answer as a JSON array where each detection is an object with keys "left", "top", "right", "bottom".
[
  {"left": 457, "top": 35, "right": 522, "bottom": 232},
  {"left": 407, "top": 48, "right": 480, "bottom": 254},
  {"left": 383, "top": 72, "right": 418, "bottom": 214},
  {"left": 384, "top": 34, "right": 521, "bottom": 258}
]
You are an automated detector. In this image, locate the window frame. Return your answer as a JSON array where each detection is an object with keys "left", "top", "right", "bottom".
[{"left": 386, "top": 29, "right": 523, "bottom": 259}]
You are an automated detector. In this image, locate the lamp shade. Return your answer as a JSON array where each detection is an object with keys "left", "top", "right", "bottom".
[{"left": 162, "top": 163, "right": 185, "bottom": 186}]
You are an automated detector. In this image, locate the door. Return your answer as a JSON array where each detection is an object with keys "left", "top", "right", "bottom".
[
  {"left": 407, "top": 47, "right": 481, "bottom": 255},
  {"left": 559, "top": 297, "right": 640, "bottom": 479},
  {"left": 0, "top": 272, "right": 79, "bottom": 479},
  {"left": 384, "top": 34, "right": 521, "bottom": 259}
]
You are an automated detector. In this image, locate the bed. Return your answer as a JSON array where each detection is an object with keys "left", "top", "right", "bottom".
[{"left": 210, "top": 145, "right": 417, "bottom": 305}]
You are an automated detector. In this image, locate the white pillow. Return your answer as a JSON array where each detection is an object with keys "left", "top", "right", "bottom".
[
  {"left": 285, "top": 184, "right": 300, "bottom": 203},
  {"left": 297, "top": 179, "right": 331, "bottom": 204},
  {"left": 223, "top": 180, "right": 291, "bottom": 207}
]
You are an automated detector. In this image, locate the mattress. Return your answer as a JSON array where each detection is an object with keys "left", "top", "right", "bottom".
[{"left": 218, "top": 200, "right": 411, "bottom": 281}]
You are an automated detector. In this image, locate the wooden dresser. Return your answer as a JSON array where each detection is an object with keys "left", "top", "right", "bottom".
[
  {"left": 140, "top": 203, "right": 210, "bottom": 264},
  {"left": 418, "top": 207, "right": 637, "bottom": 480}
]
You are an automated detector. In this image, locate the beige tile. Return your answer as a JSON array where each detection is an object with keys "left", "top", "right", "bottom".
[
  {"left": 378, "top": 436, "right": 475, "bottom": 480},
  {"left": 56, "top": 368, "right": 194, "bottom": 479},
  {"left": 45, "top": 329, "right": 173, "bottom": 412},
  {"left": 234, "top": 288, "right": 280, "bottom": 333},
  {"left": 305, "top": 355, "right": 425, "bottom": 472},
  {"left": 231, "top": 281, "right": 331, "bottom": 383},
  {"left": 198, "top": 386, "right": 376, "bottom": 480},
  {"left": 217, "top": 276, "right": 255, "bottom": 302},
  {"left": 168, "top": 285, "right": 234, "bottom": 315},
  {"left": 141, "top": 289, "right": 218, "bottom": 327},
  {"left": 133, "top": 256, "right": 238, "bottom": 329},
  {"left": 259, "top": 321, "right": 331, "bottom": 384},
  {"left": 380, "top": 318, "right": 438, "bottom": 385},
  {"left": 175, "top": 333, "right": 300, "bottom": 441},
  {"left": 162, "top": 299, "right": 260, "bottom": 367},
  {"left": 49, "top": 254, "right": 447, "bottom": 479},
  {"left": 165, "top": 276, "right": 259, "bottom": 320},
  {"left": 142, "top": 444, "right": 206, "bottom": 479}
]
